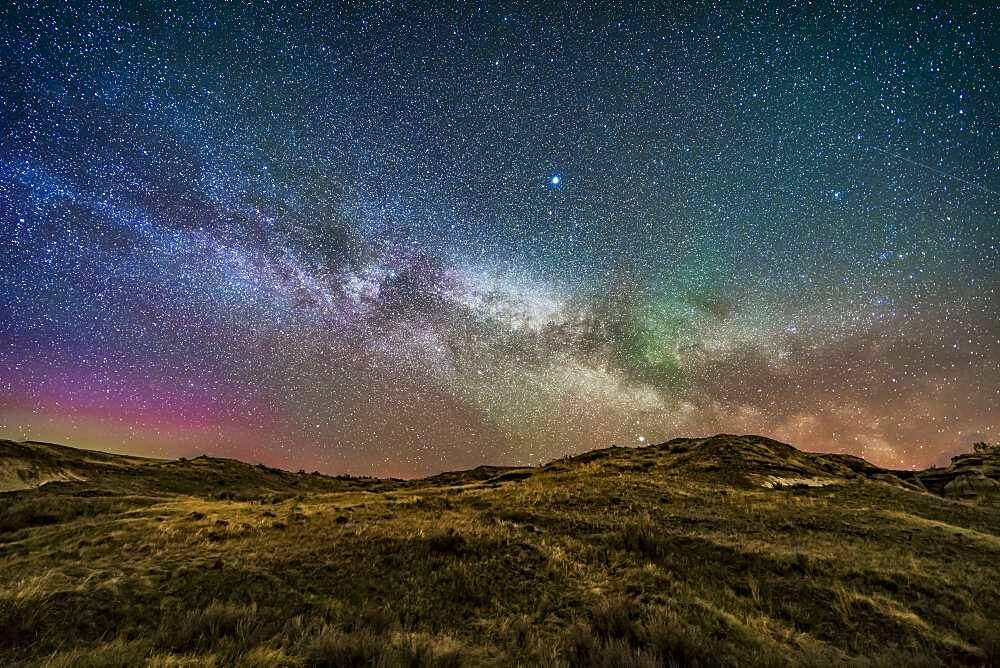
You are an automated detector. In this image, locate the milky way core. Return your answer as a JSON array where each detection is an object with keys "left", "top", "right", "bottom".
[{"left": 1, "top": 3, "right": 997, "bottom": 475}]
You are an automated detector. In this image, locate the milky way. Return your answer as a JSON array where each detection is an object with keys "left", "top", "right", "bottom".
[{"left": 1, "top": 2, "right": 998, "bottom": 475}]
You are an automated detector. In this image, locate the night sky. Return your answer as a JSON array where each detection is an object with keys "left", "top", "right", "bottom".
[{"left": 1, "top": 2, "right": 998, "bottom": 476}]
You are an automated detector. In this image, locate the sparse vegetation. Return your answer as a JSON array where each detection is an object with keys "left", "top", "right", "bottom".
[
  {"left": 1, "top": 435, "right": 998, "bottom": 665},
  {"left": 972, "top": 441, "right": 999, "bottom": 455}
]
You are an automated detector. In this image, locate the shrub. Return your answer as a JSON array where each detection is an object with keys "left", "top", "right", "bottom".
[
  {"left": 392, "top": 633, "right": 465, "bottom": 668},
  {"left": 971, "top": 441, "right": 998, "bottom": 455},
  {"left": 560, "top": 623, "right": 658, "bottom": 668},
  {"left": 0, "top": 585, "right": 49, "bottom": 649},
  {"left": 643, "top": 619, "right": 709, "bottom": 667},
  {"left": 590, "top": 597, "right": 642, "bottom": 641},
  {"left": 427, "top": 528, "right": 466, "bottom": 555},
  {"left": 338, "top": 602, "right": 398, "bottom": 634},
  {"left": 981, "top": 632, "right": 1000, "bottom": 667},
  {"left": 155, "top": 601, "right": 260, "bottom": 652},
  {"left": 300, "top": 628, "right": 385, "bottom": 666},
  {"left": 563, "top": 601, "right": 713, "bottom": 668},
  {"left": 238, "top": 646, "right": 297, "bottom": 667},
  {"left": 299, "top": 628, "right": 465, "bottom": 667},
  {"left": 39, "top": 639, "right": 153, "bottom": 667},
  {"left": 613, "top": 520, "right": 668, "bottom": 560}
]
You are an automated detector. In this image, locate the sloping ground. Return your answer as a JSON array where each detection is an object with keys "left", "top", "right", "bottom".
[
  {"left": 652, "top": 434, "right": 917, "bottom": 487},
  {"left": 412, "top": 465, "right": 533, "bottom": 488},
  {"left": 547, "top": 435, "right": 924, "bottom": 492},
  {"left": 0, "top": 462, "right": 86, "bottom": 493},
  {"left": 0, "top": 440, "right": 161, "bottom": 493},
  {"left": 1, "top": 435, "right": 998, "bottom": 666},
  {"left": 0, "top": 439, "right": 395, "bottom": 498}
]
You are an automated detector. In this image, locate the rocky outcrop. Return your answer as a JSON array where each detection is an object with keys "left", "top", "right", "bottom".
[
  {"left": 942, "top": 474, "right": 1000, "bottom": 499},
  {"left": 911, "top": 452, "right": 1000, "bottom": 501}
]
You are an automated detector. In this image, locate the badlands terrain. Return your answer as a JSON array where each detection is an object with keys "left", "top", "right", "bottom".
[{"left": 1, "top": 435, "right": 998, "bottom": 666}]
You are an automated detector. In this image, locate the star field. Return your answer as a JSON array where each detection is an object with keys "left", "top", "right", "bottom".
[{"left": 1, "top": 2, "right": 998, "bottom": 476}]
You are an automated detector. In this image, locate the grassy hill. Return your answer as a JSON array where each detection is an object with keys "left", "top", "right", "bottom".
[{"left": 1, "top": 435, "right": 998, "bottom": 666}]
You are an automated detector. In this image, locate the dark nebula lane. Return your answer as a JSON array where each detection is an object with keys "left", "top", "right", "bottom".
[{"left": 1, "top": 2, "right": 997, "bottom": 476}]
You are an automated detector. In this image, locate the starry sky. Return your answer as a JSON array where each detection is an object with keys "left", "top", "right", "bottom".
[{"left": 1, "top": 2, "right": 998, "bottom": 476}]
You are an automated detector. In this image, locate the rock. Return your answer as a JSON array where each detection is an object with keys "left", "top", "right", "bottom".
[{"left": 943, "top": 474, "right": 1000, "bottom": 499}]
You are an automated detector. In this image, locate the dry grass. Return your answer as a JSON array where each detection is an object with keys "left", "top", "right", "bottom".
[{"left": 1, "top": 438, "right": 998, "bottom": 666}]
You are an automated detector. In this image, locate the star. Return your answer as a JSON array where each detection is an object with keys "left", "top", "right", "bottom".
[{"left": 0, "top": 1, "right": 994, "bottom": 476}]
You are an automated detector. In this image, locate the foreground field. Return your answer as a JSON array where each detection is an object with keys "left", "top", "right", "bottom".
[{"left": 1, "top": 435, "right": 998, "bottom": 666}]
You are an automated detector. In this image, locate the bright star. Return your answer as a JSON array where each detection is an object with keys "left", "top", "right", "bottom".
[{"left": 549, "top": 175, "right": 561, "bottom": 186}]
